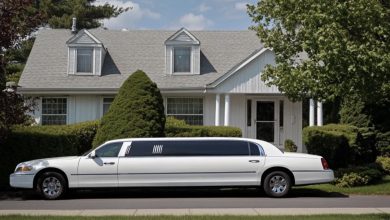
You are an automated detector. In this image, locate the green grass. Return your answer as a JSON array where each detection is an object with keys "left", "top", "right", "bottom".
[
  {"left": 0, "top": 215, "right": 389, "bottom": 220},
  {"left": 294, "top": 175, "right": 390, "bottom": 195}
]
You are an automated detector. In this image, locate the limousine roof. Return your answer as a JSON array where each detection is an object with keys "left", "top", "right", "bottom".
[{"left": 104, "top": 137, "right": 284, "bottom": 156}]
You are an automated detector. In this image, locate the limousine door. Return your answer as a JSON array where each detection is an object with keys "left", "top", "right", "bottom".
[
  {"left": 118, "top": 140, "right": 263, "bottom": 187},
  {"left": 77, "top": 142, "right": 122, "bottom": 187}
]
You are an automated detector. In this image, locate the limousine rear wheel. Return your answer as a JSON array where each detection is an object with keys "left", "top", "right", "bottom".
[
  {"left": 263, "top": 171, "right": 291, "bottom": 198},
  {"left": 37, "top": 172, "right": 67, "bottom": 200}
]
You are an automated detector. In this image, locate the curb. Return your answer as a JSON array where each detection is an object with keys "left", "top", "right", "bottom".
[{"left": 0, "top": 208, "right": 389, "bottom": 216}]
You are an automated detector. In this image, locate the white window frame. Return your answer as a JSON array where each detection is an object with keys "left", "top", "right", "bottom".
[
  {"left": 172, "top": 46, "right": 192, "bottom": 75},
  {"left": 41, "top": 97, "right": 68, "bottom": 125},
  {"left": 75, "top": 47, "right": 95, "bottom": 75},
  {"left": 165, "top": 97, "right": 204, "bottom": 125}
]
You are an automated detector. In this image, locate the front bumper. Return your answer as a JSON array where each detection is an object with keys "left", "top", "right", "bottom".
[{"left": 9, "top": 173, "right": 35, "bottom": 188}]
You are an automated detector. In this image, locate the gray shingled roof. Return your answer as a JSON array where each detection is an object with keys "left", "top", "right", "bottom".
[{"left": 19, "top": 29, "right": 264, "bottom": 91}]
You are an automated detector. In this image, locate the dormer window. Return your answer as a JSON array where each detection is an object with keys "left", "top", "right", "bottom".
[
  {"left": 66, "top": 29, "right": 106, "bottom": 76},
  {"left": 165, "top": 28, "right": 200, "bottom": 75},
  {"left": 77, "top": 48, "right": 93, "bottom": 73},
  {"left": 174, "top": 47, "right": 191, "bottom": 73}
]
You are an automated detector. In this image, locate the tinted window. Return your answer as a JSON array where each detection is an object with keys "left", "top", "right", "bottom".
[
  {"left": 95, "top": 142, "right": 123, "bottom": 157},
  {"left": 127, "top": 140, "right": 249, "bottom": 157},
  {"left": 249, "top": 142, "right": 260, "bottom": 156}
]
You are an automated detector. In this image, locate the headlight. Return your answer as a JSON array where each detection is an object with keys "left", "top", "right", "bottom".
[{"left": 15, "top": 165, "right": 33, "bottom": 173}]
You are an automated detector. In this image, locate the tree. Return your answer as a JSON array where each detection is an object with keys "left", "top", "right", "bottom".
[
  {"left": 39, "top": 0, "right": 127, "bottom": 29},
  {"left": 248, "top": 0, "right": 390, "bottom": 103},
  {"left": 0, "top": 0, "right": 42, "bottom": 89},
  {"left": 3, "top": 0, "right": 128, "bottom": 84},
  {"left": 93, "top": 70, "right": 165, "bottom": 147}
]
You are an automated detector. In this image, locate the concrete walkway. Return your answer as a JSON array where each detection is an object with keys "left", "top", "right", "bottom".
[{"left": 1, "top": 208, "right": 390, "bottom": 216}]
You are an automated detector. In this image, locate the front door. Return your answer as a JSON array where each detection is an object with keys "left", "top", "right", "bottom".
[{"left": 254, "top": 100, "right": 279, "bottom": 144}]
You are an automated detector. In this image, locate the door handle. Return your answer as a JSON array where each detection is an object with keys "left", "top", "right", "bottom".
[
  {"left": 249, "top": 160, "right": 260, "bottom": 163},
  {"left": 103, "top": 162, "right": 115, "bottom": 165}
]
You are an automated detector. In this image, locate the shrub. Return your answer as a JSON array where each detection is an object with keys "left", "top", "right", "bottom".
[
  {"left": 284, "top": 139, "right": 297, "bottom": 152},
  {"left": 0, "top": 120, "right": 98, "bottom": 188},
  {"left": 377, "top": 131, "right": 390, "bottom": 156},
  {"left": 165, "top": 117, "right": 242, "bottom": 137},
  {"left": 93, "top": 70, "right": 165, "bottom": 147},
  {"left": 376, "top": 156, "right": 390, "bottom": 175},
  {"left": 334, "top": 164, "right": 384, "bottom": 187},
  {"left": 303, "top": 124, "right": 377, "bottom": 169}
]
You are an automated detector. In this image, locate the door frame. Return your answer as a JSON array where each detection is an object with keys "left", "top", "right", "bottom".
[{"left": 250, "top": 98, "right": 280, "bottom": 145}]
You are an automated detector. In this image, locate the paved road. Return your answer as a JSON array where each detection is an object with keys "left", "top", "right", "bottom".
[{"left": 1, "top": 188, "right": 390, "bottom": 210}]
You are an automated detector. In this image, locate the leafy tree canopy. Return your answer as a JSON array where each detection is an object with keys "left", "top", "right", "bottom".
[{"left": 248, "top": 0, "right": 390, "bottom": 103}]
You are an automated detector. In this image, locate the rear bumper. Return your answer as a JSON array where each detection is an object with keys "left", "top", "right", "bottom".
[
  {"left": 9, "top": 173, "right": 35, "bottom": 189},
  {"left": 293, "top": 170, "right": 334, "bottom": 185}
]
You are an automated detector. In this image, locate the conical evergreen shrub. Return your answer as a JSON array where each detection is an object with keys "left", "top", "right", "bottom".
[{"left": 93, "top": 70, "right": 165, "bottom": 147}]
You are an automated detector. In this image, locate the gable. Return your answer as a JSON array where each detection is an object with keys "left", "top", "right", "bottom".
[
  {"left": 66, "top": 29, "right": 102, "bottom": 45},
  {"left": 165, "top": 28, "right": 200, "bottom": 45},
  {"left": 211, "top": 49, "right": 280, "bottom": 94}
]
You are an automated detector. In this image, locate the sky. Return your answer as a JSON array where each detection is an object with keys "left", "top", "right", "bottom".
[{"left": 94, "top": 0, "right": 258, "bottom": 31}]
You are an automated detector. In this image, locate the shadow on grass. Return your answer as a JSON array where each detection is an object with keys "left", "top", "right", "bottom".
[{"left": 0, "top": 186, "right": 347, "bottom": 201}]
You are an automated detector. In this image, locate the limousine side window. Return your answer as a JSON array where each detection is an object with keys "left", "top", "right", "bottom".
[
  {"left": 249, "top": 142, "right": 265, "bottom": 156},
  {"left": 127, "top": 140, "right": 250, "bottom": 157},
  {"left": 95, "top": 142, "right": 123, "bottom": 157}
]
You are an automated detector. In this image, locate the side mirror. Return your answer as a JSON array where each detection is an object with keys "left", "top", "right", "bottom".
[{"left": 89, "top": 151, "right": 96, "bottom": 159}]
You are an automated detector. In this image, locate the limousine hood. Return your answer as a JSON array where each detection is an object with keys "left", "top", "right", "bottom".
[
  {"left": 283, "top": 152, "right": 322, "bottom": 159},
  {"left": 19, "top": 156, "right": 79, "bottom": 167}
]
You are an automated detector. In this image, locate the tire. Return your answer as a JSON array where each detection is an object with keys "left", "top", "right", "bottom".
[
  {"left": 263, "top": 171, "right": 291, "bottom": 198},
  {"left": 36, "top": 172, "right": 67, "bottom": 200}
]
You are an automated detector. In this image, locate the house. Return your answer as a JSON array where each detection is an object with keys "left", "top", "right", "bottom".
[{"left": 18, "top": 26, "right": 304, "bottom": 151}]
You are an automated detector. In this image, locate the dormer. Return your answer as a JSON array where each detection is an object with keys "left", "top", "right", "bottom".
[
  {"left": 66, "top": 29, "right": 106, "bottom": 76},
  {"left": 165, "top": 28, "right": 200, "bottom": 75}
]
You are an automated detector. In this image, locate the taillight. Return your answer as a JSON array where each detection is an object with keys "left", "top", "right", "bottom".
[{"left": 321, "top": 158, "right": 330, "bottom": 170}]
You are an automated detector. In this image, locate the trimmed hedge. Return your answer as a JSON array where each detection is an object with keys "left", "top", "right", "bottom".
[
  {"left": 303, "top": 124, "right": 377, "bottom": 169},
  {"left": 165, "top": 117, "right": 242, "bottom": 137},
  {"left": 0, "top": 121, "right": 98, "bottom": 188}
]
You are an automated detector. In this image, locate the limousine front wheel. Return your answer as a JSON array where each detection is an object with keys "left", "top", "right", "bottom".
[
  {"left": 263, "top": 171, "right": 291, "bottom": 198},
  {"left": 37, "top": 172, "right": 66, "bottom": 200}
]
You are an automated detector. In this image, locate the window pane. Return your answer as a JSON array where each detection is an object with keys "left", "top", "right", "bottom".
[
  {"left": 257, "top": 101, "right": 274, "bottom": 121},
  {"left": 249, "top": 142, "right": 260, "bottom": 156},
  {"left": 174, "top": 47, "right": 191, "bottom": 72},
  {"left": 163, "top": 140, "right": 249, "bottom": 156},
  {"left": 96, "top": 142, "right": 123, "bottom": 157},
  {"left": 77, "top": 48, "right": 93, "bottom": 73},
  {"left": 102, "top": 97, "right": 114, "bottom": 115},
  {"left": 128, "top": 140, "right": 249, "bottom": 156},
  {"left": 256, "top": 122, "right": 274, "bottom": 142},
  {"left": 128, "top": 141, "right": 157, "bottom": 157},
  {"left": 41, "top": 98, "right": 67, "bottom": 125},
  {"left": 167, "top": 98, "right": 203, "bottom": 125}
]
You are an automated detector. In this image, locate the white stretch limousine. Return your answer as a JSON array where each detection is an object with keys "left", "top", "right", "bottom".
[{"left": 10, "top": 137, "right": 334, "bottom": 199}]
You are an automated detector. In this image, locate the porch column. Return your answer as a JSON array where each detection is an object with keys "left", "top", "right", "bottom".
[
  {"left": 215, "top": 94, "right": 220, "bottom": 126},
  {"left": 317, "top": 101, "right": 323, "bottom": 126},
  {"left": 224, "top": 94, "right": 230, "bottom": 126},
  {"left": 309, "top": 99, "right": 315, "bottom": 126}
]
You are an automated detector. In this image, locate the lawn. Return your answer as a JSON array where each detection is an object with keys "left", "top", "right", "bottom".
[
  {"left": 0, "top": 215, "right": 389, "bottom": 220},
  {"left": 294, "top": 175, "right": 390, "bottom": 195}
]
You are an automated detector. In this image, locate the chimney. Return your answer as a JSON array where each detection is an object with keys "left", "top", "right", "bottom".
[{"left": 71, "top": 17, "right": 77, "bottom": 33}]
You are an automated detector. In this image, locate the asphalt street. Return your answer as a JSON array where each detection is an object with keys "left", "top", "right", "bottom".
[{"left": 0, "top": 188, "right": 389, "bottom": 210}]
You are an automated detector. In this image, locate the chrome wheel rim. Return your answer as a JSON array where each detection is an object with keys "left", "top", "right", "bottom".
[
  {"left": 42, "top": 177, "right": 62, "bottom": 198},
  {"left": 269, "top": 175, "right": 287, "bottom": 194}
]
